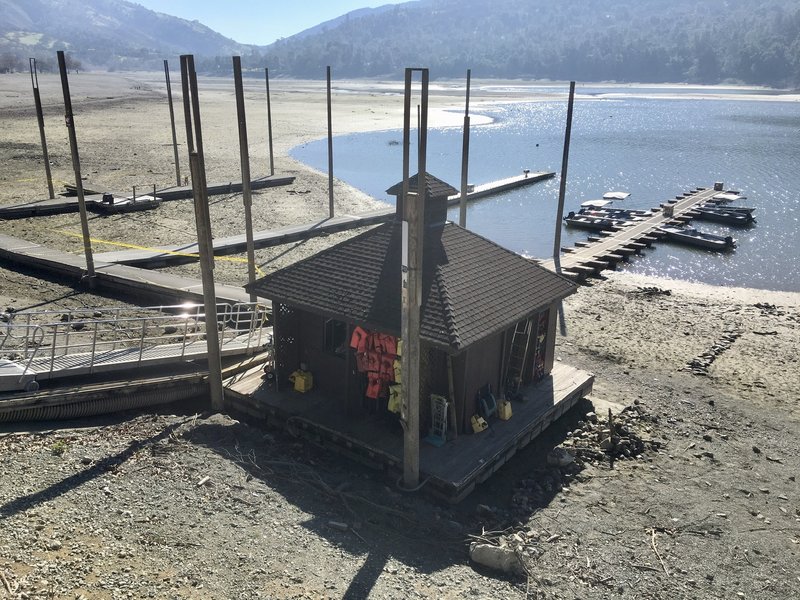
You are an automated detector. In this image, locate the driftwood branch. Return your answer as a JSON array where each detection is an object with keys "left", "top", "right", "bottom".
[{"left": 648, "top": 528, "right": 670, "bottom": 576}]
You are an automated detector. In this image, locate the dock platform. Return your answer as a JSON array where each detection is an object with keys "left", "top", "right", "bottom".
[
  {"left": 92, "top": 172, "right": 556, "bottom": 267},
  {"left": 0, "top": 176, "right": 295, "bottom": 220},
  {"left": 0, "top": 233, "right": 251, "bottom": 305},
  {"left": 224, "top": 362, "right": 593, "bottom": 502},
  {"left": 94, "top": 208, "right": 396, "bottom": 266},
  {"left": 447, "top": 171, "right": 555, "bottom": 203},
  {"left": 543, "top": 187, "right": 725, "bottom": 280}
]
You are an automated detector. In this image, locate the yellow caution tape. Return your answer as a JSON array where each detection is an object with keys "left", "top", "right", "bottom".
[{"left": 51, "top": 229, "right": 265, "bottom": 276}]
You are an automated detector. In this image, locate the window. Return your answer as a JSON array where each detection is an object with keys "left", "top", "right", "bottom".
[{"left": 323, "top": 319, "right": 347, "bottom": 355}]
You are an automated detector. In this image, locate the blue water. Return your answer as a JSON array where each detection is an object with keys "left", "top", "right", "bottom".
[{"left": 292, "top": 91, "right": 800, "bottom": 292}]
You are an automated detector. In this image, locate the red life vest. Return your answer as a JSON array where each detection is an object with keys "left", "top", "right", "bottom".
[{"left": 350, "top": 326, "right": 368, "bottom": 352}]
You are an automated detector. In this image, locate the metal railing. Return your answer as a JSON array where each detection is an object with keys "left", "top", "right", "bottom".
[{"left": 0, "top": 302, "right": 270, "bottom": 383}]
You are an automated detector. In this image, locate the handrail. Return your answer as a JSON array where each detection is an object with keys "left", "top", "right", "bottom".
[{"left": 1, "top": 303, "right": 270, "bottom": 385}]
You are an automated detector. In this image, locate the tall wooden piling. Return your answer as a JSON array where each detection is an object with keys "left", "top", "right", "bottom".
[
  {"left": 553, "top": 81, "right": 576, "bottom": 336},
  {"left": 553, "top": 81, "right": 576, "bottom": 270},
  {"left": 57, "top": 50, "right": 95, "bottom": 280},
  {"left": 164, "top": 59, "right": 181, "bottom": 187},
  {"left": 400, "top": 67, "right": 429, "bottom": 490},
  {"left": 265, "top": 68, "right": 274, "bottom": 177},
  {"left": 233, "top": 56, "right": 257, "bottom": 301},
  {"left": 458, "top": 69, "right": 472, "bottom": 228},
  {"left": 179, "top": 54, "right": 224, "bottom": 411},
  {"left": 326, "top": 66, "right": 335, "bottom": 218},
  {"left": 29, "top": 58, "right": 54, "bottom": 199}
]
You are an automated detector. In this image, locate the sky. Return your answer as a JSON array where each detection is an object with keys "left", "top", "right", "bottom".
[{"left": 131, "top": 1, "right": 405, "bottom": 46}]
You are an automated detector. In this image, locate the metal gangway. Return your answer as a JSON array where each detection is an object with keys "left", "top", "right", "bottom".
[{"left": 0, "top": 302, "right": 271, "bottom": 393}]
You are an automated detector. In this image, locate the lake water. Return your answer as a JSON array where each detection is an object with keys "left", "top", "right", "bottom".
[{"left": 291, "top": 88, "right": 800, "bottom": 292}]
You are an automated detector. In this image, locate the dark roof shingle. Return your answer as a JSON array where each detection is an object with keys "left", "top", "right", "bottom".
[
  {"left": 385, "top": 172, "right": 458, "bottom": 199},
  {"left": 247, "top": 222, "right": 576, "bottom": 351}
]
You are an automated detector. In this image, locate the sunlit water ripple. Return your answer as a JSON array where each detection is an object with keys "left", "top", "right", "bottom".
[{"left": 292, "top": 92, "right": 800, "bottom": 292}]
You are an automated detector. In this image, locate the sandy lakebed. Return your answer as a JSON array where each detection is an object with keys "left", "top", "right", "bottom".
[{"left": 0, "top": 72, "right": 799, "bottom": 599}]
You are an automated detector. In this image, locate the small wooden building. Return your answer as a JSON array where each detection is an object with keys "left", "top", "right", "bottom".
[{"left": 246, "top": 173, "right": 581, "bottom": 436}]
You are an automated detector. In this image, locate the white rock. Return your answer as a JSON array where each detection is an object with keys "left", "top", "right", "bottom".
[{"left": 469, "top": 542, "right": 524, "bottom": 575}]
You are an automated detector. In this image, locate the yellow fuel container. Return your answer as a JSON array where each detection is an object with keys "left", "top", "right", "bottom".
[
  {"left": 498, "top": 400, "right": 513, "bottom": 421},
  {"left": 471, "top": 414, "right": 488, "bottom": 433},
  {"left": 289, "top": 369, "right": 313, "bottom": 393}
]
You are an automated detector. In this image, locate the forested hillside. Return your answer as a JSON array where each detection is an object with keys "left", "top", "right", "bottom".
[
  {"left": 259, "top": 0, "right": 800, "bottom": 87},
  {"left": 0, "top": 0, "right": 247, "bottom": 72},
  {"left": 1, "top": 0, "right": 797, "bottom": 87}
]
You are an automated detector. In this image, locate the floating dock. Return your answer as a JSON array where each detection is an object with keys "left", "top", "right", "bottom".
[
  {"left": 93, "top": 172, "right": 555, "bottom": 267},
  {"left": 447, "top": 170, "right": 555, "bottom": 203},
  {"left": 0, "top": 176, "right": 295, "bottom": 220},
  {"left": 543, "top": 187, "right": 730, "bottom": 280},
  {"left": 0, "top": 233, "right": 250, "bottom": 305},
  {"left": 94, "top": 208, "right": 396, "bottom": 267},
  {"left": 224, "top": 361, "right": 593, "bottom": 503}
]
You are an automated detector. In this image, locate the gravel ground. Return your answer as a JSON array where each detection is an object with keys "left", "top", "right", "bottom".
[{"left": 1, "top": 72, "right": 799, "bottom": 599}]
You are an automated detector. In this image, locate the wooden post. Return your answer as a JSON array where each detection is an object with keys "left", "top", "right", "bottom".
[
  {"left": 400, "top": 67, "right": 428, "bottom": 490},
  {"left": 164, "top": 59, "right": 181, "bottom": 187},
  {"left": 233, "top": 56, "right": 257, "bottom": 301},
  {"left": 447, "top": 355, "right": 458, "bottom": 439},
  {"left": 29, "top": 58, "right": 54, "bottom": 199},
  {"left": 180, "top": 54, "right": 224, "bottom": 411},
  {"left": 553, "top": 81, "right": 576, "bottom": 337},
  {"left": 326, "top": 65, "right": 335, "bottom": 219},
  {"left": 553, "top": 81, "right": 576, "bottom": 269},
  {"left": 458, "top": 69, "right": 471, "bottom": 228},
  {"left": 57, "top": 50, "right": 95, "bottom": 281},
  {"left": 265, "top": 67, "right": 275, "bottom": 177}
]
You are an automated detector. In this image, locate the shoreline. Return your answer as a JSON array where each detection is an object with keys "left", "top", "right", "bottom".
[{"left": 0, "top": 71, "right": 797, "bottom": 301}]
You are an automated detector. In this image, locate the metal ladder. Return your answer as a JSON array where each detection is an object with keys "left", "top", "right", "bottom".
[{"left": 503, "top": 318, "right": 532, "bottom": 396}]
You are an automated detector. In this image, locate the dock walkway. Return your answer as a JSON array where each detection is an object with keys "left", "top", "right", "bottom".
[
  {"left": 0, "top": 176, "right": 295, "bottom": 220},
  {"left": 0, "top": 233, "right": 251, "bottom": 305},
  {"left": 543, "top": 187, "right": 722, "bottom": 278},
  {"left": 94, "top": 172, "right": 555, "bottom": 267}
]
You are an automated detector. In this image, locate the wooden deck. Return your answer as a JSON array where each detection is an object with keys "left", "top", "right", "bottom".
[
  {"left": 543, "top": 187, "right": 724, "bottom": 280},
  {"left": 223, "top": 362, "right": 594, "bottom": 502}
]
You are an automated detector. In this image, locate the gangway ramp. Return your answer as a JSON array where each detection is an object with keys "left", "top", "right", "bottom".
[{"left": 0, "top": 302, "right": 271, "bottom": 393}]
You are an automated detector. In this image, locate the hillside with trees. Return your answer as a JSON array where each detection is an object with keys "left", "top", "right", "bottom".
[
  {"left": 1, "top": 0, "right": 798, "bottom": 88},
  {"left": 0, "top": 0, "right": 247, "bottom": 73},
  {"left": 258, "top": 0, "right": 800, "bottom": 88}
]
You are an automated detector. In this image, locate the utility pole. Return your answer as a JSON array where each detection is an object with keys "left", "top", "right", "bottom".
[
  {"left": 179, "top": 54, "right": 224, "bottom": 411},
  {"left": 400, "top": 67, "right": 429, "bottom": 490},
  {"left": 265, "top": 67, "right": 274, "bottom": 177},
  {"left": 57, "top": 50, "right": 95, "bottom": 281},
  {"left": 553, "top": 81, "right": 576, "bottom": 336},
  {"left": 232, "top": 56, "right": 257, "bottom": 301},
  {"left": 326, "top": 65, "right": 335, "bottom": 218},
  {"left": 458, "top": 69, "right": 472, "bottom": 228},
  {"left": 29, "top": 58, "right": 54, "bottom": 199},
  {"left": 164, "top": 59, "right": 181, "bottom": 187}
]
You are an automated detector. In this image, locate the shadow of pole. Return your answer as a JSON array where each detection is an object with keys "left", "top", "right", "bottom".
[
  {"left": 342, "top": 550, "right": 389, "bottom": 600},
  {"left": 0, "top": 417, "right": 191, "bottom": 519}
]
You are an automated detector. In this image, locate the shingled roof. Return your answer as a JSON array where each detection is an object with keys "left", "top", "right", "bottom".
[
  {"left": 385, "top": 172, "right": 458, "bottom": 199},
  {"left": 247, "top": 221, "right": 577, "bottom": 352}
]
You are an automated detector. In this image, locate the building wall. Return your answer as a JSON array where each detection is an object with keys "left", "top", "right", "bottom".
[
  {"left": 291, "top": 308, "right": 349, "bottom": 405},
  {"left": 452, "top": 332, "right": 503, "bottom": 433}
]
